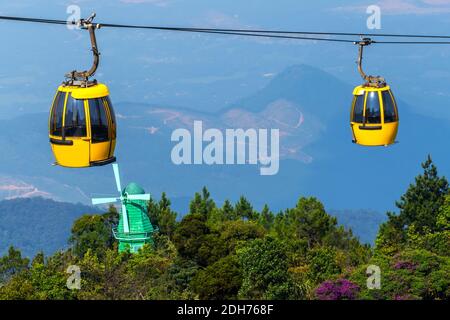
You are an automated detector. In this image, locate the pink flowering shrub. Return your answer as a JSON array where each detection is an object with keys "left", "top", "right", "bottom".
[{"left": 315, "top": 279, "right": 360, "bottom": 300}]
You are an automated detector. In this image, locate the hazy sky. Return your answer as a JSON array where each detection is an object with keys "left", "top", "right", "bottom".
[
  {"left": 1, "top": 0, "right": 450, "bottom": 119},
  {"left": 1, "top": 1, "right": 450, "bottom": 213}
]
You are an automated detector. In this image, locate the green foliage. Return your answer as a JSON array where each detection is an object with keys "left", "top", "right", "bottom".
[
  {"left": 172, "top": 213, "right": 210, "bottom": 266},
  {"left": 351, "top": 156, "right": 450, "bottom": 300},
  {"left": 437, "top": 194, "right": 450, "bottom": 230},
  {"left": 259, "top": 204, "right": 275, "bottom": 230},
  {"left": 189, "top": 187, "right": 216, "bottom": 218},
  {"left": 148, "top": 193, "right": 177, "bottom": 238},
  {"left": 191, "top": 255, "right": 242, "bottom": 300},
  {"left": 396, "top": 156, "right": 448, "bottom": 233},
  {"left": 76, "top": 248, "right": 130, "bottom": 299},
  {"left": 1, "top": 157, "right": 449, "bottom": 300},
  {"left": 0, "top": 246, "right": 29, "bottom": 285},
  {"left": 274, "top": 197, "right": 338, "bottom": 248},
  {"left": 377, "top": 156, "right": 449, "bottom": 252},
  {"left": 351, "top": 249, "right": 450, "bottom": 300},
  {"left": 69, "top": 208, "right": 117, "bottom": 259},
  {"left": 235, "top": 196, "right": 258, "bottom": 220},
  {"left": 305, "top": 247, "right": 341, "bottom": 284},
  {"left": 218, "top": 220, "right": 266, "bottom": 252},
  {"left": 222, "top": 200, "right": 238, "bottom": 221},
  {"left": 238, "top": 237, "right": 297, "bottom": 299},
  {"left": 0, "top": 250, "right": 76, "bottom": 300},
  {"left": 173, "top": 207, "right": 266, "bottom": 267}
]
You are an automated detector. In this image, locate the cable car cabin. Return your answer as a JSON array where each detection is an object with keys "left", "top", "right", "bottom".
[
  {"left": 49, "top": 83, "right": 117, "bottom": 168},
  {"left": 350, "top": 85, "right": 399, "bottom": 147}
]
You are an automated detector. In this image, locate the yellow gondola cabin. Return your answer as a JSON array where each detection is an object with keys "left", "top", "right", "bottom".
[
  {"left": 48, "top": 14, "right": 117, "bottom": 168},
  {"left": 49, "top": 83, "right": 116, "bottom": 167},
  {"left": 350, "top": 85, "right": 399, "bottom": 146},
  {"left": 350, "top": 38, "right": 399, "bottom": 147}
]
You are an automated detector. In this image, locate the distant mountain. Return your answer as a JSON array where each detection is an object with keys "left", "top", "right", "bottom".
[
  {"left": 0, "top": 197, "right": 94, "bottom": 257},
  {"left": 329, "top": 209, "right": 387, "bottom": 245},
  {"left": 0, "top": 176, "right": 52, "bottom": 200},
  {"left": 228, "top": 64, "right": 348, "bottom": 119}
]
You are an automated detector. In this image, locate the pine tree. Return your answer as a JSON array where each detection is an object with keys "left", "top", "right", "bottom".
[
  {"left": 157, "top": 193, "right": 177, "bottom": 238},
  {"left": 0, "top": 247, "right": 29, "bottom": 285},
  {"left": 235, "top": 196, "right": 257, "bottom": 220},
  {"left": 222, "top": 199, "right": 238, "bottom": 221},
  {"left": 396, "top": 155, "right": 448, "bottom": 233},
  {"left": 259, "top": 204, "right": 275, "bottom": 230},
  {"left": 377, "top": 155, "right": 449, "bottom": 249},
  {"left": 148, "top": 193, "right": 177, "bottom": 237},
  {"left": 189, "top": 187, "right": 216, "bottom": 219},
  {"left": 396, "top": 156, "right": 448, "bottom": 232}
]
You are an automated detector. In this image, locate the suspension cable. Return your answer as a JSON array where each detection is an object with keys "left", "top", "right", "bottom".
[{"left": 2, "top": 15, "right": 450, "bottom": 44}]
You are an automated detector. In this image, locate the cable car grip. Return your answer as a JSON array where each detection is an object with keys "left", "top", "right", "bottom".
[
  {"left": 354, "top": 37, "right": 386, "bottom": 88},
  {"left": 65, "top": 13, "right": 101, "bottom": 87}
]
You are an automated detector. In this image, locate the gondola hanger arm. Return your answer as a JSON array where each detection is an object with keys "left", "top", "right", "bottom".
[
  {"left": 354, "top": 37, "right": 386, "bottom": 87},
  {"left": 65, "top": 13, "right": 101, "bottom": 85}
]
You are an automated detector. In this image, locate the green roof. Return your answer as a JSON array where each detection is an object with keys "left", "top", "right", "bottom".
[{"left": 123, "top": 182, "right": 145, "bottom": 195}]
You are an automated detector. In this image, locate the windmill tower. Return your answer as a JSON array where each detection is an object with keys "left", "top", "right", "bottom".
[{"left": 92, "top": 164, "right": 157, "bottom": 253}]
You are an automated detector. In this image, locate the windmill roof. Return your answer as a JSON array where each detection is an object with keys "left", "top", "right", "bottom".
[{"left": 123, "top": 182, "right": 145, "bottom": 195}]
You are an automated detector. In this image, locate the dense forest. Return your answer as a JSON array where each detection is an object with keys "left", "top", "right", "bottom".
[
  {"left": 0, "top": 156, "right": 449, "bottom": 300},
  {"left": 0, "top": 197, "right": 384, "bottom": 259}
]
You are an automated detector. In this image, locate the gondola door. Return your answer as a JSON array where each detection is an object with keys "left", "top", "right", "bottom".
[
  {"left": 88, "top": 98, "right": 112, "bottom": 165},
  {"left": 50, "top": 92, "right": 91, "bottom": 167}
]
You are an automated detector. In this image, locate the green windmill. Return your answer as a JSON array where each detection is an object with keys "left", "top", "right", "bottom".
[{"left": 92, "top": 164, "right": 157, "bottom": 253}]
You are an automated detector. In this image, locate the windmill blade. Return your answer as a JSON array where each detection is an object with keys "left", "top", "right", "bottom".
[
  {"left": 122, "top": 203, "right": 130, "bottom": 234},
  {"left": 127, "top": 194, "right": 151, "bottom": 201},
  {"left": 112, "top": 163, "right": 122, "bottom": 193},
  {"left": 91, "top": 197, "right": 119, "bottom": 205}
]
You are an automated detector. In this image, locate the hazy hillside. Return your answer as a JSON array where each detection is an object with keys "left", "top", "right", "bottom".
[
  {"left": 0, "top": 197, "right": 94, "bottom": 257},
  {"left": 329, "top": 209, "right": 387, "bottom": 245}
]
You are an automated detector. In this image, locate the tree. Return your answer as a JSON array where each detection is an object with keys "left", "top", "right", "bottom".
[
  {"left": 259, "top": 204, "right": 275, "bottom": 230},
  {"left": 0, "top": 250, "right": 76, "bottom": 300},
  {"left": 148, "top": 193, "right": 177, "bottom": 238},
  {"left": 172, "top": 213, "right": 211, "bottom": 265},
  {"left": 0, "top": 247, "right": 29, "bottom": 285},
  {"left": 1, "top": 174, "right": 448, "bottom": 301},
  {"left": 397, "top": 156, "right": 448, "bottom": 232},
  {"left": 222, "top": 199, "right": 238, "bottom": 221},
  {"left": 437, "top": 194, "right": 450, "bottom": 231},
  {"left": 351, "top": 248, "right": 450, "bottom": 300},
  {"left": 189, "top": 187, "right": 216, "bottom": 218},
  {"left": 377, "top": 156, "right": 449, "bottom": 250},
  {"left": 124, "top": 244, "right": 183, "bottom": 299},
  {"left": 305, "top": 247, "right": 341, "bottom": 284},
  {"left": 191, "top": 255, "right": 242, "bottom": 300},
  {"left": 275, "top": 197, "right": 338, "bottom": 248},
  {"left": 207, "top": 200, "right": 239, "bottom": 224},
  {"left": 69, "top": 212, "right": 115, "bottom": 258},
  {"left": 404, "top": 193, "right": 450, "bottom": 256},
  {"left": 219, "top": 220, "right": 266, "bottom": 253},
  {"left": 28, "top": 252, "right": 75, "bottom": 300},
  {"left": 235, "top": 196, "right": 258, "bottom": 220},
  {"left": 238, "top": 237, "right": 296, "bottom": 299}
]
